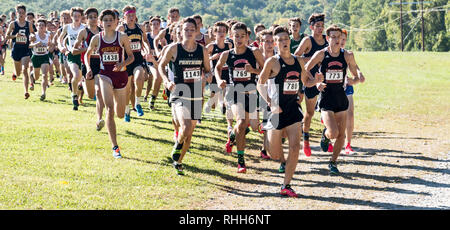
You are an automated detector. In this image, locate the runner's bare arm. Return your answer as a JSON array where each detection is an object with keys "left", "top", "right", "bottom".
[
  {"left": 84, "top": 34, "right": 99, "bottom": 79},
  {"left": 72, "top": 29, "right": 87, "bottom": 55},
  {"left": 28, "top": 34, "right": 38, "bottom": 47},
  {"left": 294, "top": 37, "right": 311, "bottom": 57},
  {"left": 58, "top": 25, "right": 68, "bottom": 52},
  {"left": 202, "top": 46, "right": 213, "bottom": 83},
  {"left": 5, "top": 22, "right": 16, "bottom": 40},
  {"left": 157, "top": 44, "right": 177, "bottom": 90},
  {"left": 345, "top": 51, "right": 365, "bottom": 85},
  {"left": 214, "top": 50, "right": 229, "bottom": 89},
  {"left": 303, "top": 50, "right": 324, "bottom": 88},
  {"left": 154, "top": 29, "right": 167, "bottom": 57},
  {"left": 248, "top": 47, "right": 264, "bottom": 75},
  {"left": 257, "top": 57, "right": 278, "bottom": 104},
  {"left": 117, "top": 33, "right": 135, "bottom": 71}
]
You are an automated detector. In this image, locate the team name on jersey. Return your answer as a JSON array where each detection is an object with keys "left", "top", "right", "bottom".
[
  {"left": 179, "top": 60, "right": 202, "bottom": 65},
  {"left": 233, "top": 59, "right": 248, "bottom": 66},
  {"left": 128, "top": 34, "right": 142, "bottom": 40},
  {"left": 101, "top": 46, "right": 120, "bottom": 53},
  {"left": 328, "top": 61, "right": 343, "bottom": 68},
  {"left": 286, "top": 71, "right": 300, "bottom": 78}
]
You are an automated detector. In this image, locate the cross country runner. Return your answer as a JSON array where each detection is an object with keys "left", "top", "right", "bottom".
[
  {"left": 29, "top": 18, "right": 54, "bottom": 101},
  {"left": 58, "top": 7, "right": 85, "bottom": 110},
  {"left": 5, "top": 4, "right": 34, "bottom": 99},
  {"left": 340, "top": 29, "right": 365, "bottom": 155},
  {"left": 117, "top": 5, "right": 151, "bottom": 121},
  {"left": 73, "top": 7, "right": 106, "bottom": 131},
  {"left": 85, "top": 9, "right": 135, "bottom": 158},
  {"left": 305, "top": 25, "right": 364, "bottom": 175},
  {"left": 215, "top": 22, "right": 265, "bottom": 173},
  {"left": 157, "top": 17, "right": 212, "bottom": 175},
  {"left": 258, "top": 26, "right": 307, "bottom": 198},
  {"left": 294, "top": 13, "right": 328, "bottom": 157}
]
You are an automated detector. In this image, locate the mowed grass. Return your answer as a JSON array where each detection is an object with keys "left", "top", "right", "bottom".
[
  {"left": 350, "top": 52, "right": 450, "bottom": 124},
  {"left": 0, "top": 51, "right": 449, "bottom": 209}
]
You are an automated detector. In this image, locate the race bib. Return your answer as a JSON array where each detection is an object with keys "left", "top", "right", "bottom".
[
  {"left": 16, "top": 35, "right": 27, "bottom": 43},
  {"left": 130, "top": 41, "right": 141, "bottom": 51},
  {"left": 232, "top": 67, "right": 250, "bottom": 81},
  {"left": 92, "top": 49, "right": 100, "bottom": 57},
  {"left": 34, "top": 46, "right": 48, "bottom": 54},
  {"left": 283, "top": 79, "right": 299, "bottom": 95},
  {"left": 325, "top": 70, "right": 344, "bottom": 83},
  {"left": 183, "top": 67, "right": 201, "bottom": 82},
  {"left": 102, "top": 52, "right": 119, "bottom": 63}
]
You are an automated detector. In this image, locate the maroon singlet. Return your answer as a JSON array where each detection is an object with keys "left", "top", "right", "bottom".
[{"left": 98, "top": 31, "right": 128, "bottom": 89}]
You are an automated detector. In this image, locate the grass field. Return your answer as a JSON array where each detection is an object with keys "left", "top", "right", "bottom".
[{"left": 0, "top": 51, "right": 449, "bottom": 209}]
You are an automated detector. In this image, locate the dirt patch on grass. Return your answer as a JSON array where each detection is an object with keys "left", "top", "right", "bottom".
[{"left": 199, "top": 117, "right": 450, "bottom": 210}]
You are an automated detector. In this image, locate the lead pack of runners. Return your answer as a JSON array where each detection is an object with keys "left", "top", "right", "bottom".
[{"left": 1, "top": 4, "right": 366, "bottom": 198}]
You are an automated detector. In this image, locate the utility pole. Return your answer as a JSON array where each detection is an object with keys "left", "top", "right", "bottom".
[
  {"left": 421, "top": 0, "right": 425, "bottom": 51},
  {"left": 400, "top": 0, "right": 404, "bottom": 51}
]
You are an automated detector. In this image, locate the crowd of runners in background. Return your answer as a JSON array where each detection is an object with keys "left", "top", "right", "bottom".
[{"left": 0, "top": 4, "right": 366, "bottom": 198}]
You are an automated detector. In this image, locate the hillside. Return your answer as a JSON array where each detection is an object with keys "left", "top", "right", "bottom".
[{"left": 0, "top": 0, "right": 448, "bottom": 51}]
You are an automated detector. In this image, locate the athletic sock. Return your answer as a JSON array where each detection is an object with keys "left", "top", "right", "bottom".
[
  {"left": 303, "top": 132, "right": 310, "bottom": 141},
  {"left": 135, "top": 97, "right": 140, "bottom": 106},
  {"left": 237, "top": 151, "right": 245, "bottom": 164},
  {"left": 174, "top": 141, "right": 184, "bottom": 150},
  {"left": 125, "top": 105, "right": 130, "bottom": 115}
]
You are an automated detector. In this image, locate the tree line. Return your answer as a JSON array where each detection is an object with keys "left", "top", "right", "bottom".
[{"left": 1, "top": 0, "right": 448, "bottom": 51}]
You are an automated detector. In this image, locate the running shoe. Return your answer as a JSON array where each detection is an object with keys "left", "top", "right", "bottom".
[
  {"left": 237, "top": 155, "right": 246, "bottom": 173},
  {"left": 345, "top": 143, "right": 356, "bottom": 155},
  {"left": 328, "top": 161, "right": 339, "bottom": 175},
  {"left": 96, "top": 119, "right": 105, "bottom": 131},
  {"left": 112, "top": 146, "right": 122, "bottom": 159},
  {"left": 143, "top": 96, "right": 148, "bottom": 102},
  {"left": 124, "top": 112, "right": 131, "bottom": 122},
  {"left": 303, "top": 140, "right": 311, "bottom": 157},
  {"left": 260, "top": 150, "right": 270, "bottom": 159},
  {"left": 12, "top": 74, "right": 17, "bottom": 81},
  {"left": 24, "top": 92, "right": 30, "bottom": 99},
  {"left": 225, "top": 140, "right": 233, "bottom": 154},
  {"left": 320, "top": 128, "right": 330, "bottom": 152},
  {"left": 173, "top": 162, "right": 185, "bottom": 176},
  {"left": 40, "top": 94, "right": 46, "bottom": 101},
  {"left": 136, "top": 104, "right": 144, "bottom": 117},
  {"left": 280, "top": 184, "right": 298, "bottom": 198},
  {"left": 279, "top": 162, "right": 286, "bottom": 173},
  {"left": 29, "top": 83, "right": 34, "bottom": 91},
  {"left": 328, "top": 143, "right": 334, "bottom": 152}
]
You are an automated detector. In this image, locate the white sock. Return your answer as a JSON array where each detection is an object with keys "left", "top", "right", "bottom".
[
  {"left": 125, "top": 105, "right": 130, "bottom": 115},
  {"left": 135, "top": 97, "right": 140, "bottom": 107}
]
